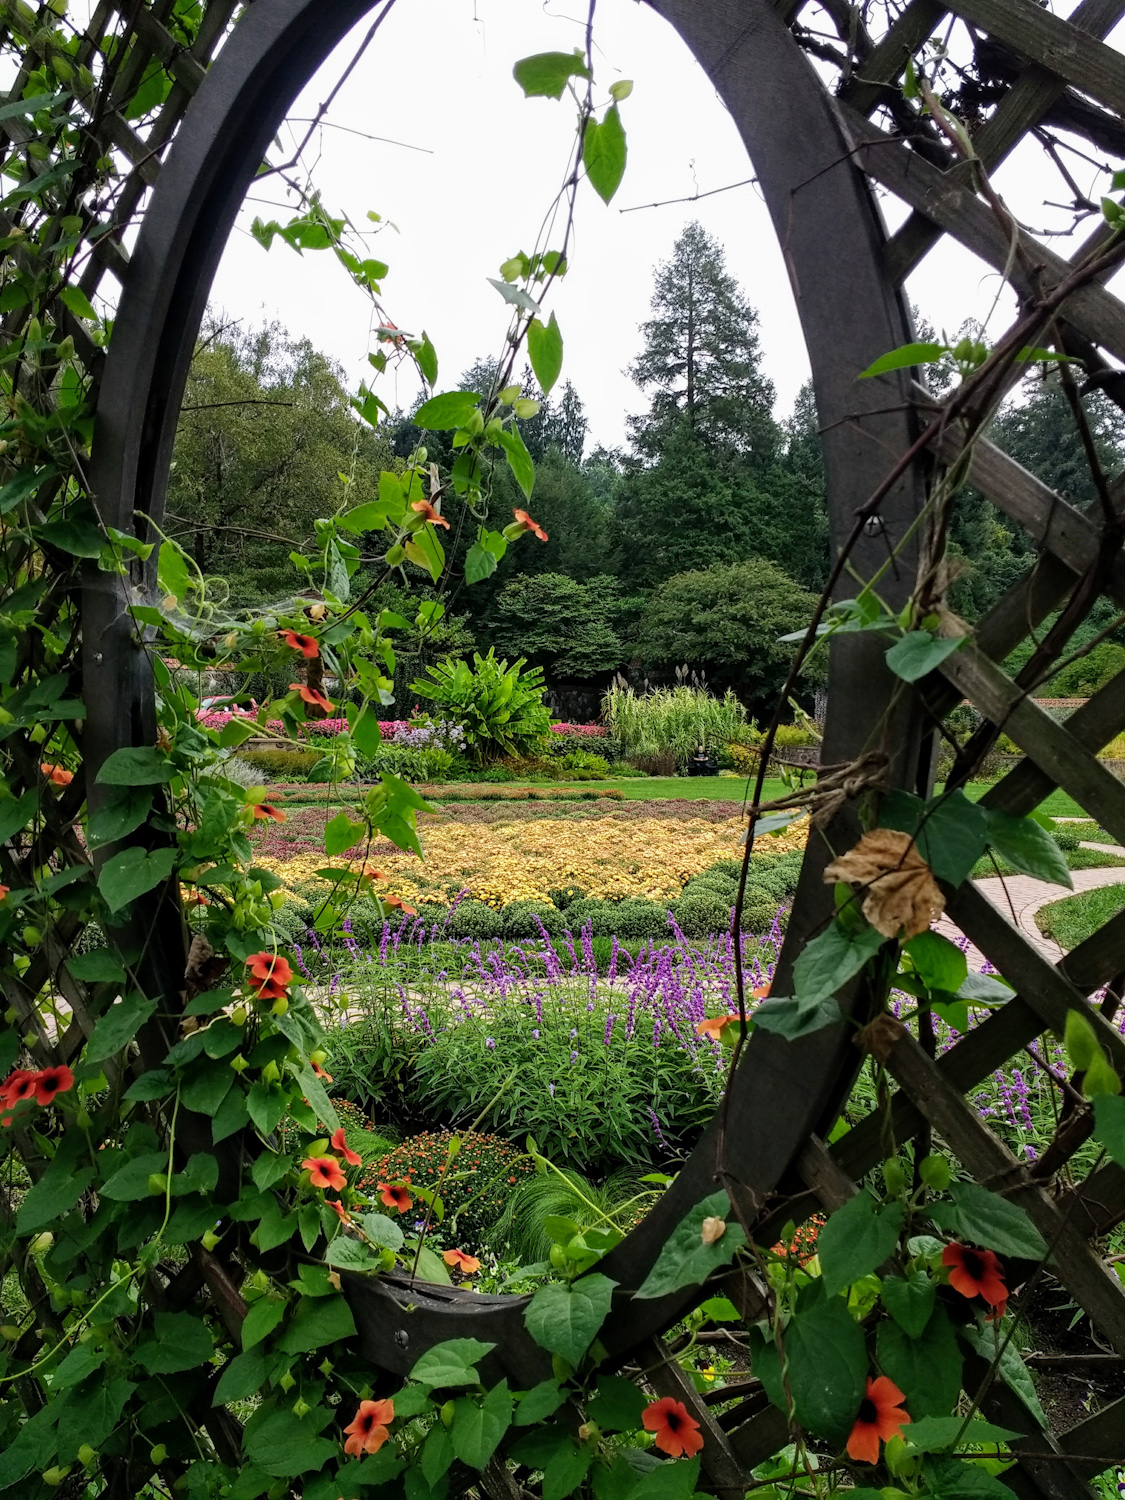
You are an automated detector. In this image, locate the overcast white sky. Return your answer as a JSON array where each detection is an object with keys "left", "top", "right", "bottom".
[{"left": 204, "top": 0, "right": 1123, "bottom": 453}]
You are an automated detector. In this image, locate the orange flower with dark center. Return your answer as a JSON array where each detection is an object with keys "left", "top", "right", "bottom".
[
  {"left": 343, "top": 1398, "right": 394, "bottom": 1457},
  {"left": 383, "top": 894, "right": 417, "bottom": 916},
  {"left": 512, "top": 507, "right": 548, "bottom": 542},
  {"left": 378, "top": 1181, "right": 413, "bottom": 1213},
  {"left": 443, "top": 1248, "right": 481, "bottom": 1274},
  {"left": 642, "top": 1398, "right": 704, "bottom": 1459},
  {"left": 40, "top": 763, "right": 73, "bottom": 787},
  {"left": 411, "top": 498, "right": 450, "bottom": 530},
  {"left": 0, "top": 1070, "right": 36, "bottom": 1109},
  {"left": 696, "top": 1013, "right": 739, "bottom": 1040},
  {"left": 303, "top": 1156, "right": 347, "bottom": 1192},
  {"left": 942, "top": 1242, "right": 1008, "bottom": 1315},
  {"left": 31, "top": 1065, "right": 74, "bottom": 1107},
  {"left": 0, "top": 885, "right": 8, "bottom": 901},
  {"left": 327, "top": 1197, "right": 352, "bottom": 1226},
  {"left": 846, "top": 1375, "right": 910, "bottom": 1464},
  {"left": 311, "top": 1060, "right": 333, "bottom": 1081},
  {"left": 290, "top": 683, "right": 335, "bottom": 714},
  {"left": 245, "top": 952, "right": 292, "bottom": 1002},
  {"left": 281, "top": 629, "right": 319, "bottom": 658},
  {"left": 331, "top": 1127, "right": 362, "bottom": 1167},
  {"left": 251, "top": 802, "right": 286, "bottom": 823}
]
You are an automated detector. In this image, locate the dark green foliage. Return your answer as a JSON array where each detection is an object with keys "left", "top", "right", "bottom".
[
  {"left": 673, "top": 892, "right": 732, "bottom": 939},
  {"left": 502, "top": 901, "right": 564, "bottom": 939},
  {"left": 564, "top": 898, "right": 668, "bottom": 940},
  {"left": 169, "top": 321, "right": 394, "bottom": 602},
  {"left": 446, "top": 900, "right": 505, "bottom": 941},
  {"left": 360, "top": 1131, "right": 537, "bottom": 1250},
  {"left": 632, "top": 558, "right": 825, "bottom": 711},
  {"left": 492, "top": 1169, "right": 646, "bottom": 1263},
  {"left": 489, "top": 573, "right": 623, "bottom": 680},
  {"left": 412, "top": 651, "right": 552, "bottom": 765}
]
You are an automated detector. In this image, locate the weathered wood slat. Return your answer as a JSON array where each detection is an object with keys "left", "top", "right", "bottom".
[
  {"left": 886, "top": 1027, "right": 1125, "bottom": 1355},
  {"left": 838, "top": 0, "right": 946, "bottom": 114},
  {"left": 641, "top": 1336, "right": 750, "bottom": 1500},
  {"left": 886, "top": 0, "right": 1125, "bottom": 278},
  {"left": 960, "top": 1349, "right": 1094, "bottom": 1500},
  {"left": 841, "top": 104, "right": 1125, "bottom": 364},
  {"left": 1058, "top": 1394, "right": 1125, "bottom": 1474}
]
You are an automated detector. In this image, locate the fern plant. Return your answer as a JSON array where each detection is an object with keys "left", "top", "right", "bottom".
[{"left": 411, "top": 649, "right": 553, "bottom": 764}]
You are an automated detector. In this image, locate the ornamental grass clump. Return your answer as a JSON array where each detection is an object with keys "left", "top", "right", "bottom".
[{"left": 602, "top": 682, "right": 755, "bottom": 767}]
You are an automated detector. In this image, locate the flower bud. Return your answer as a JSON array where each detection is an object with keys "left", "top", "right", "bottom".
[
  {"left": 513, "top": 399, "right": 540, "bottom": 419},
  {"left": 0, "top": 1325, "right": 21, "bottom": 1340},
  {"left": 700, "top": 1216, "right": 726, "bottom": 1245},
  {"left": 230, "top": 1053, "right": 249, "bottom": 1072},
  {"left": 201, "top": 1230, "right": 220, "bottom": 1252},
  {"left": 499, "top": 384, "right": 521, "bottom": 403},
  {"left": 551, "top": 1354, "right": 572, "bottom": 1383},
  {"left": 292, "top": 1398, "right": 311, "bottom": 1418},
  {"left": 385, "top": 544, "right": 406, "bottom": 566},
  {"left": 319, "top": 1357, "right": 333, "bottom": 1377},
  {"left": 231, "top": 1006, "right": 247, "bottom": 1027},
  {"left": 147, "top": 1173, "right": 168, "bottom": 1196},
  {"left": 578, "top": 1423, "right": 599, "bottom": 1443},
  {"left": 919, "top": 1154, "right": 951, "bottom": 1191},
  {"left": 463, "top": 409, "right": 484, "bottom": 437},
  {"left": 271, "top": 997, "right": 288, "bottom": 1017},
  {"left": 149, "top": 1445, "right": 167, "bottom": 1466},
  {"left": 3, "top": 1007, "right": 16, "bottom": 1025},
  {"left": 42, "top": 1467, "right": 70, "bottom": 1487},
  {"left": 261, "top": 1060, "right": 280, "bottom": 1084},
  {"left": 30, "top": 1232, "right": 54, "bottom": 1255},
  {"left": 77, "top": 1445, "right": 98, "bottom": 1467},
  {"left": 75, "top": 1108, "right": 92, "bottom": 1129},
  {"left": 883, "top": 1158, "right": 907, "bottom": 1196},
  {"left": 440, "top": 1401, "right": 456, "bottom": 1429},
  {"left": 310, "top": 1049, "right": 327, "bottom": 1067},
  {"left": 278, "top": 1370, "right": 296, "bottom": 1393}
]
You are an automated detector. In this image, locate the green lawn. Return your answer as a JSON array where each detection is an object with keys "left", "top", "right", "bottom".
[{"left": 1036, "top": 882, "right": 1125, "bottom": 949}]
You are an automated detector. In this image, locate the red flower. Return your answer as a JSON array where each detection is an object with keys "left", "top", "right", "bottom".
[
  {"left": 378, "top": 1181, "right": 413, "bottom": 1213},
  {"left": 442, "top": 1248, "right": 481, "bottom": 1274},
  {"left": 410, "top": 498, "right": 450, "bottom": 530},
  {"left": 511, "top": 507, "right": 548, "bottom": 542},
  {"left": 303, "top": 1156, "right": 347, "bottom": 1192},
  {"left": 251, "top": 802, "right": 286, "bottom": 823},
  {"left": 358, "top": 864, "right": 384, "bottom": 882},
  {"left": 31, "top": 1066, "right": 73, "bottom": 1107},
  {"left": 182, "top": 890, "right": 210, "bottom": 907},
  {"left": 696, "top": 1014, "right": 739, "bottom": 1040},
  {"left": 245, "top": 952, "right": 292, "bottom": 1002},
  {"left": 846, "top": 1375, "right": 910, "bottom": 1464},
  {"left": 311, "top": 1060, "right": 334, "bottom": 1082},
  {"left": 290, "top": 683, "right": 335, "bottom": 714},
  {"left": 377, "top": 321, "right": 405, "bottom": 347},
  {"left": 331, "top": 1127, "right": 363, "bottom": 1167},
  {"left": 327, "top": 1197, "right": 352, "bottom": 1226},
  {"left": 281, "top": 629, "right": 319, "bottom": 658},
  {"left": 0, "top": 885, "right": 8, "bottom": 901},
  {"left": 40, "top": 763, "right": 73, "bottom": 787},
  {"left": 0, "top": 1070, "right": 36, "bottom": 1109},
  {"left": 642, "top": 1398, "right": 704, "bottom": 1459},
  {"left": 343, "top": 1397, "right": 394, "bottom": 1457},
  {"left": 752, "top": 983, "right": 771, "bottom": 1000},
  {"left": 383, "top": 894, "right": 417, "bottom": 916},
  {"left": 942, "top": 1242, "right": 1008, "bottom": 1316}
]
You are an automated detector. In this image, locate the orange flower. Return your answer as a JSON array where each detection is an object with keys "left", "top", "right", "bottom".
[
  {"left": 311, "top": 1060, "right": 334, "bottom": 1082},
  {"left": 251, "top": 802, "right": 286, "bottom": 823},
  {"left": 358, "top": 864, "right": 384, "bottom": 882},
  {"left": 696, "top": 1014, "right": 740, "bottom": 1040},
  {"left": 331, "top": 1127, "right": 362, "bottom": 1167},
  {"left": 0, "top": 885, "right": 8, "bottom": 901},
  {"left": 942, "top": 1242, "right": 1008, "bottom": 1317},
  {"left": 182, "top": 890, "right": 210, "bottom": 907},
  {"left": 411, "top": 498, "right": 450, "bottom": 530},
  {"left": 303, "top": 1156, "right": 347, "bottom": 1192},
  {"left": 290, "top": 683, "right": 335, "bottom": 714},
  {"left": 378, "top": 1181, "right": 413, "bottom": 1213},
  {"left": 343, "top": 1398, "right": 394, "bottom": 1457},
  {"left": 752, "top": 984, "right": 771, "bottom": 1000},
  {"left": 40, "top": 763, "right": 73, "bottom": 787},
  {"left": 31, "top": 1065, "right": 73, "bottom": 1107},
  {"left": 641, "top": 1398, "right": 704, "bottom": 1459},
  {"left": 0, "top": 1070, "right": 36, "bottom": 1110},
  {"left": 442, "top": 1248, "right": 481, "bottom": 1274},
  {"left": 327, "top": 1197, "right": 352, "bottom": 1226},
  {"left": 846, "top": 1375, "right": 910, "bottom": 1464},
  {"left": 281, "top": 629, "right": 319, "bottom": 658},
  {"left": 512, "top": 507, "right": 548, "bottom": 542},
  {"left": 245, "top": 952, "right": 292, "bottom": 1002},
  {"left": 383, "top": 894, "right": 417, "bottom": 916}
]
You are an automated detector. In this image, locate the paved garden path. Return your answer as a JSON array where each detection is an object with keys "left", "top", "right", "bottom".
[{"left": 935, "top": 861, "right": 1125, "bottom": 969}]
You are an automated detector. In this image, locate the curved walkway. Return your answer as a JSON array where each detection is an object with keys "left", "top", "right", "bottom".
[{"left": 936, "top": 862, "right": 1125, "bottom": 968}]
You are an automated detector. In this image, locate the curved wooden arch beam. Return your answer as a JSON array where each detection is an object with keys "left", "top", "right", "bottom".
[{"left": 84, "top": 0, "right": 932, "bottom": 1381}]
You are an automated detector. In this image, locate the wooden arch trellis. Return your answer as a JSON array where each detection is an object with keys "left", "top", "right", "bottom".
[{"left": 4, "top": 0, "right": 1125, "bottom": 1492}]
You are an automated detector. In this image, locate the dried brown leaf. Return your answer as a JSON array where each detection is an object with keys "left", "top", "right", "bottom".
[{"left": 823, "top": 828, "right": 944, "bottom": 939}]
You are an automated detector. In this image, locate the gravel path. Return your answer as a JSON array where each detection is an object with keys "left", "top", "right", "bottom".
[{"left": 935, "top": 862, "right": 1125, "bottom": 968}]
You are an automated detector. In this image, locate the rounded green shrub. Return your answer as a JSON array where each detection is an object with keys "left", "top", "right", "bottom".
[
  {"left": 502, "top": 901, "right": 563, "bottom": 940},
  {"left": 563, "top": 898, "right": 621, "bottom": 937},
  {"left": 681, "top": 874, "right": 738, "bottom": 904},
  {"left": 446, "top": 899, "right": 504, "bottom": 941},
  {"left": 239, "top": 747, "right": 321, "bottom": 779},
  {"left": 674, "top": 892, "right": 733, "bottom": 939},
  {"left": 740, "top": 894, "right": 782, "bottom": 935},
  {"left": 1051, "top": 827, "right": 1080, "bottom": 851},
  {"left": 608, "top": 898, "right": 671, "bottom": 941},
  {"left": 548, "top": 885, "right": 586, "bottom": 910}
]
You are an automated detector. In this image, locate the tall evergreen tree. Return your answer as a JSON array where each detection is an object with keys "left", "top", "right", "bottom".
[{"left": 627, "top": 220, "right": 777, "bottom": 462}]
